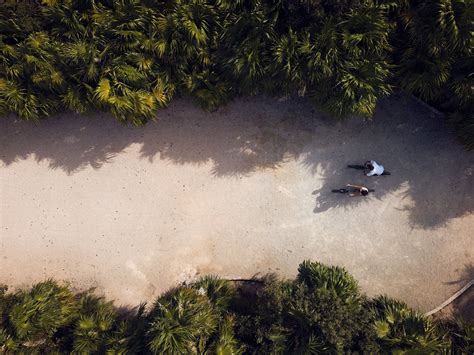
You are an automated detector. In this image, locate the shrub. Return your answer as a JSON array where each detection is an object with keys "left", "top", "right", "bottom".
[
  {"left": 1, "top": 0, "right": 471, "bottom": 147},
  {"left": 0, "top": 262, "right": 472, "bottom": 353},
  {"left": 2, "top": 280, "right": 76, "bottom": 351}
]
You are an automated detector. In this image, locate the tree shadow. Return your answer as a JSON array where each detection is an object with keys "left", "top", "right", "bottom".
[
  {"left": 0, "top": 112, "right": 140, "bottom": 174},
  {"left": 451, "top": 264, "right": 474, "bottom": 323},
  {"left": 137, "top": 97, "right": 319, "bottom": 177},
  {"left": 0, "top": 94, "right": 472, "bottom": 229},
  {"left": 305, "top": 94, "right": 474, "bottom": 229}
]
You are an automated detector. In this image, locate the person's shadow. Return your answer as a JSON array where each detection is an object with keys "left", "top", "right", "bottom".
[
  {"left": 306, "top": 93, "right": 473, "bottom": 229},
  {"left": 1, "top": 94, "right": 472, "bottom": 229}
]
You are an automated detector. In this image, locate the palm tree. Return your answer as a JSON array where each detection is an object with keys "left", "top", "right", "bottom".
[
  {"left": 1, "top": 0, "right": 471, "bottom": 146},
  {"left": 235, "top": 262, "right": 377, "bottom": 353},
  {"left": 192, "top": 276, "right": 235, "bottom": 312},
  {"left": 106, "top": 302, "right": 149, "bottom": 353},
  {"left": 448, "top": 317, "right": 474, "bottom": 353},
  {"left": 371, "top": 295, "right": 451, "bottom": 352},
  {"left": 151, "top": 0, "right": 230, "bottom": 110},
  {"left": 390, "top": 0, "right": 473, "bottom": 147},
  {"left": 210, "top": 315, "right": 244, "bottom": 355},
  {"left": 48, "top": 0, "right": 160, "bottom": 124},
  {"left": 297, "top": 260, "right": 360, "bottom": 300},
  {"left": 0, "top": 29, "right": 65, "bottom": 120},
  {"left": 146, "top": 287, "right": 219, "bottom": 354},
  {"left": 291, "top": 261, "right": 376, "bottom": 352},
  {"left": 41, "top": 1, "right": 106, "bottom": 115},
  {"left": 192, "top": 276, "right": 244, "bottom": 354},
  {"left": 5, "top": 280, "right": 77, "bottom": 351},
  {"left": 0, "top": 285, "right": 18, "bottom": 352},
  {"left": 307, "top": 4, "right": 392, "bottom": 117},
  {"left": 69, "top": 293, "right": 118, "bottom": 353},
  {"left": 218, "top": 1, "right": 275, "bottom": 95},
  {"left": 390, "top": 0, "right": 472, "bottom": 101}
]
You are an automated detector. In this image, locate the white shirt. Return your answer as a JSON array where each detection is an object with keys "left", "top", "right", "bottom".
[{"left": 367, "top": 160, "right": 384, "bottom": 176}]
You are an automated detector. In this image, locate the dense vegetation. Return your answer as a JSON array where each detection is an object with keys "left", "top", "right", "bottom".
[
  {"left": 0, "top": 0, "right": 472, "bottom": 146},
  {"left": 1, "top": 261, "right": 473, "bottom": 353}
]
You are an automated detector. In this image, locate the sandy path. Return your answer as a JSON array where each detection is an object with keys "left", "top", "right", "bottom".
[{"left": 1, "top": 94, "right": 473, "bottom": 311}]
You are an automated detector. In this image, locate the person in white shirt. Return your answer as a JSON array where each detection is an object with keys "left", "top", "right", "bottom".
[{"left": 365, "top": 160, "right": 384, "bottom": 176}]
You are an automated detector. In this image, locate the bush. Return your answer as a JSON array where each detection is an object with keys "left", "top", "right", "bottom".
[
  {"left": 0, "top": 261, "right": 472, "bottom": 353},
  {"left": 146, "top": 287, "right": 219, "bottom": 354},
  {"left": 232, "top": 262, "right": 378, "bottom": 353},
  {"left": 371, "top": 295, "right": 450, "bottom": 353},
  {"left": 0, "top": 1, "right": 471, "bottom": 146},
  {"left": 1, "top": 280, "right": 76, "bottom": 351}
]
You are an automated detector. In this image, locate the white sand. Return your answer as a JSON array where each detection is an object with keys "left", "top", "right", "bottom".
[{"left": 1, "top": 94, "right": 473, "bottom": 311}]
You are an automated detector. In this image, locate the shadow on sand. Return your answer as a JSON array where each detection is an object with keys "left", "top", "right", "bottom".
[
  {"left": 1, "top": 94, "right": 473, "bottom": 229},
  {"left": 436, "top": 264, "right": 474, "bottom": 323},
  {"left": 450, "top": 264, "right": 474, "bottom": 323}
]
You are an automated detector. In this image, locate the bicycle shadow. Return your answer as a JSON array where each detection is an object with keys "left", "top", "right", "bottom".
[
  {"left": 306, "top": 95, "right": 473, "bottom": 228},
  {"left": 0, "top": 94, "right": 472, "bottom": 229}
]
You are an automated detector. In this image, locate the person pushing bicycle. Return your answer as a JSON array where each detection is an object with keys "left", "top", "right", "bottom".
[
  {"left": 364, "top": 160, "right": 384, "bottom": 176},
  {"left": 347, "top": 160, "right": 390, "bottom": 176},
  {"left": 332, "top": 184, "right": 374, "bottom": 197}
]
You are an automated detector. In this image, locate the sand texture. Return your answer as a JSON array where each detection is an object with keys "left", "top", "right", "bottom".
[{"left": 1, "top": 94, "right": 473, "bottom": 312}]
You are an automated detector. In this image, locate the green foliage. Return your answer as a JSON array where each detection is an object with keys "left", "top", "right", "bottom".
[
  {"left": 232, "top": 262, "right": 379, "bottom": 353},
  {"left": 8, "top": 281, "right": 76, "bottom": 340},
  {"left": 147, "top": 287, "right": 219, "bottom": 354},
  {"left": 193, "top": 275, "right": 236, "bottom": 312},
  {"left": 0, "top": 0, "right": 472, "bottom": 145},
  {"left": 0, "top": 263, "right": 473, "bottom": 353},
  {"left": 2, "top": 280, "right": 76, "bottom": 352},
  {"left": 70, "top": 294, "right": 118, "bottom": 353},
  {"left": 372, "top": 295, "right": 451, "bottom": 352},
  {"left": 392, "top": 0, "right": 471, "bottom": 100},
  {"left": 297, "top": 260, "right": 360, "bottom": 301},
  {"left": 0, "top": 31, "right": 64, "bottom": 120},
  {"left": 447, "top": 317, "right": 474, "bottom": 353},
  {"left": 212, "top": 315, "right": 244, "bottom": 355},
  {"left": 390, "top": 0, "right": 474, "bottom": 147}
]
